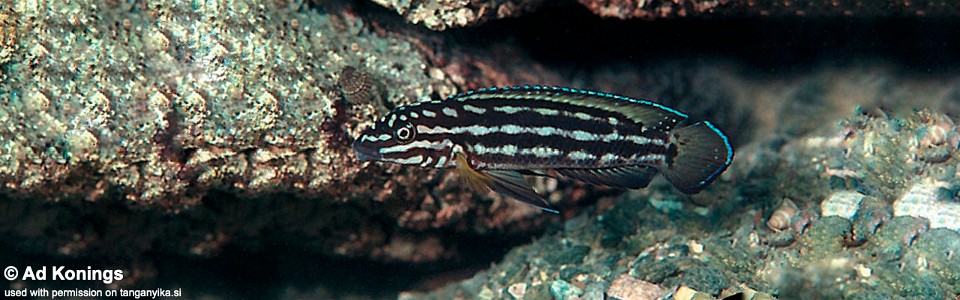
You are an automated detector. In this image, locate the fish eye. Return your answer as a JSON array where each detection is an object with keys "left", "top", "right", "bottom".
[{"left": 395, "top": 122, "right": 416, "bottom": 143}]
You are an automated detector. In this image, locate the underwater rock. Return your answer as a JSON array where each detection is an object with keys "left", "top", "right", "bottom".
[
  {"left": 507, "top": 282, "right": 527, "bottom": 299},
  {"left": 417, "top": 105, "right": 960, "bottom": 299},
  {"left": 606, "top": 274, "right": 666, "bottom": 300},
  {"left": 821, "top": 191, "right": 864, "bottom": 220},
  {"left": 723, "top": 285, "right": 776, "bottom": 300},
  {"left": 907, "top": 229, "right": 960, "bottom": 292},
  {"left": 771, "top": 257, "right": 858, "bottom": 299},
  {"left": 893, "top": 180, "right": 960, "bottom": 231},
  {"left": 868, "top": 216, "right": 931, "bottom": 262},
  {"left": 766, "top": 230, "right": 795, "bottom": 248},
  {"left": 794, "top": 216, "right": 852, "bottom": 268},
  {"left": 678, "top": 266, "right": 729, "bottom": 296},
  {"left": 1, "top": 0, "right": 441, "bottom": 206},
  {"left": 577, "top": 0, "right": 728, "bottom": 19},
  {"left": 847, "top": 195, "right": 892, "bottom": 246},
  {"left": 550, "top": 279, "right": 583, "bottom": 300},
  {"left": 0, "top": 0, "right": 587, "bottom": 282},
  {"left": 673, "top": 286, "right": 714, "bottom": 300},
  {"left": 370, "top": 0, "right": 960, "bottom": 30},
  {"left": 576, "top": 0, "right": 960, "bottom": 20},
  {"left": 367, "top": 0, "right": 547, "bottom": 30},
  {"left": 6, "top": 0, "right": 960, "bottom": 297}
]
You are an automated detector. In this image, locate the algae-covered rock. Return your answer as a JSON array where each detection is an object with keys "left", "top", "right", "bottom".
[
  {"left": 796, "top": 216, "right": 851, "bottom": 264},
  {"left": 677, "top": 266, "right": 729, "bottom": 296},
  {"left": 544, "top": 245, "right": 591, "bottom": 265},
  {"left": 370, "top": 0, "right": 960, "bottom": 30},
  {"left": 868, "top": 216, "right": 930, "bottom": 262},
  {"left": 421, "top": 109, "right": 960, "bottom": 299},
  {"left": 368, "top": 0, "right": 548, "bottom": 30},
  {"left": 1, "top": 0, "right": 440, "bottom": 206},
  {"left": 576, "top": 0, "right": 959, "bottom": 20},
  {"left": 550, "top": 279, "right": 583, "bottom": 300},
  {"left": 0, "top": 1, "right": 580, "bottom": 287},
  {"left": 5, "top": 1, "right": 960, "bottom": 297},
  {"left": 907, "top": 229, "right": 960, "bottom": 292}
]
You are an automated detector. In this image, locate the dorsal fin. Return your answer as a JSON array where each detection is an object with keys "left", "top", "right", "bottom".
[{"left": 450, "top": 85, "right": 688, "bottom": 131}]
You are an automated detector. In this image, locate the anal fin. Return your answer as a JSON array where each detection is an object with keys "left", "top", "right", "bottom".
[
  {"left": 484, "top": 170, "right": 560, "bottom": 214},
  {"left": 556, "top": 166, "right": 658, "bottom": 189}
]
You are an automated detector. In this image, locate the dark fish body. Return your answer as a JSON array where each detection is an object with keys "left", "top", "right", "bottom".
[{"left": 353, "top": 86, "right": 734, "bottom": 213}]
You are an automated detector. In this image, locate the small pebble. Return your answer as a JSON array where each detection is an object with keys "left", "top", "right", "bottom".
[
  {"left": 507, "top": 282, "right": 526, "bottom": 299},
  {"left": 606, "top": 274, "right": 665, "bottom": 300}
]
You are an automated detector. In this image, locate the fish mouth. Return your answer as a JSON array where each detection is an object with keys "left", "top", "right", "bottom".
[{"left": 352, "top": 140, "right": 382, "bottom": 161}]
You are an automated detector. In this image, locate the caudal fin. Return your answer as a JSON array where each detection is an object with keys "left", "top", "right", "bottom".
[{"left": 659, "top": 121, "right": 733, "bottom": 194}]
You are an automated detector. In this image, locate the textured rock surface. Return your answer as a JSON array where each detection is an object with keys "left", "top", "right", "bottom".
[
  {"left": 1, "top": 0, "right": 442, "bottom": 206},
  {"left": 576, "top": 0, "right": 960, "bottom": 20},
  {"left": 409, "top": 106, "right": 960, "bottom": 298},
  {"left": 367, "top": 0, "right": 548, "bottom": 30},
  {"left": 0, "top": 0, "right": 571, "bottom": 281},
  {"left": 368, "top": 0, "right": 960, "bottom": 30},
  {"left": 4, "top": 0, "right": 960, "bottom": 298},
  {"left": 0, "top": 1, "right": 765, "bottom": 274}
]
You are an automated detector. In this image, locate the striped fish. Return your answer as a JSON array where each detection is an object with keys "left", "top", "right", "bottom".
[{"left": 352, "top": 86, "right": 733, "bottom": 213}]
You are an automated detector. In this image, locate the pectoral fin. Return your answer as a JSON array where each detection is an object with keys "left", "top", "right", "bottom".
[
  {"left": 453, "top": 154, "right": 559, "bottom": 214},
  {"left": 484, "top": 170, "right": 560, "bottom": 214},
  {"left": 454, "top": 153, "right": 494, "bottom": 194}
]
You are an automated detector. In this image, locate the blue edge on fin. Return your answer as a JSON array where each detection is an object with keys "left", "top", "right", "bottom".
[
  {"left": 450, "top": 85, "right": 690, "bottom": 119},
  {"left": 696, "top": 121, "right": 734, "bottom": 189}
]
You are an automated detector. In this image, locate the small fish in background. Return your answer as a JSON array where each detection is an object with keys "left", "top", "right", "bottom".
[{"left": 352, "top": 86, "right": 734, "bottom": 213}]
